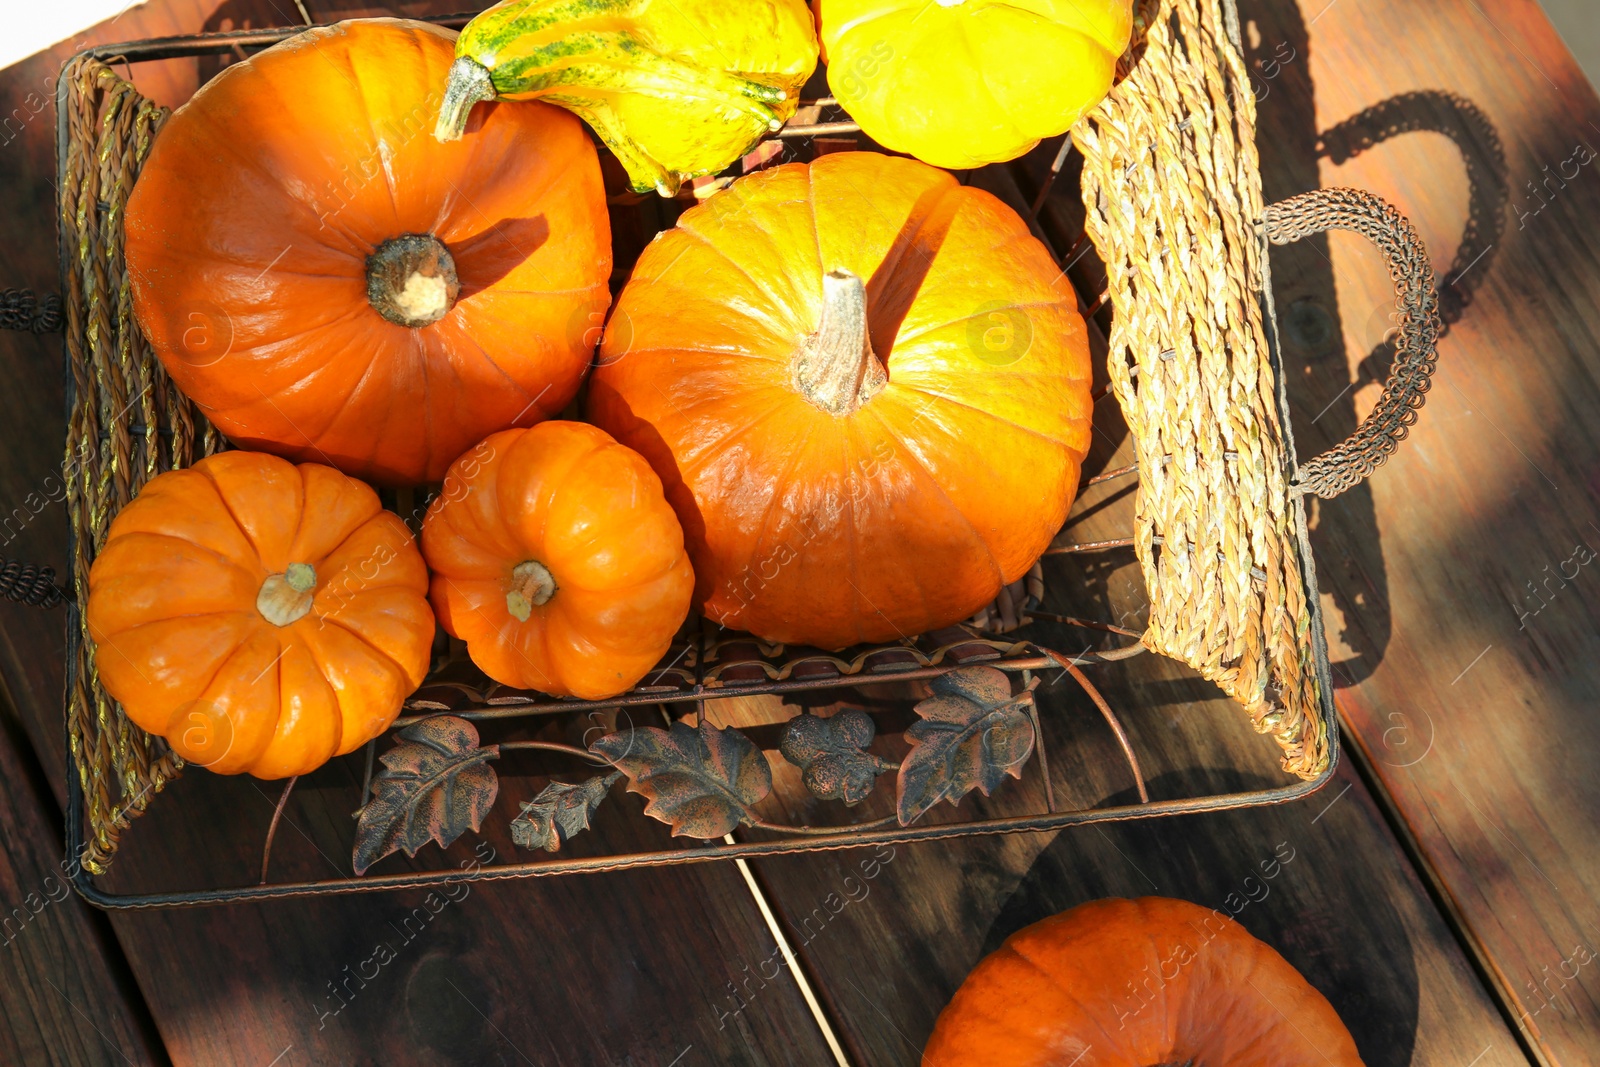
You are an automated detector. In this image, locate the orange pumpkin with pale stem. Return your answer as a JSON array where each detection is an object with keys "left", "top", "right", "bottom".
[
  {"left": 86, "top": 452, "right": 434, "bottom": 779},
  {"left": 587, "top": 152, "right": 1092, "bottom": 650},
  {"left": 124, "top": 18, "right": 612, "bottom": 486},
  {"left": 924, "top": 897, "right": 1365, "bottom": 1065},
  {"left": 421, "top": 423, "right": 695, "bottom": 699}
]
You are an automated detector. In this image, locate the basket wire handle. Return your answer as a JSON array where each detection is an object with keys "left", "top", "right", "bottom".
[
  {"left": 0, "top": 289, "right": 62, "bottom": 333},
  {"left": 0, "top": 560, "right": 66, "bottom": 608},
  {"left": 1263, "top": 187, "right": 1442, "bottom": 499},
  {"left": 0, "top": 289, "right": 68, "bottom": 608}
]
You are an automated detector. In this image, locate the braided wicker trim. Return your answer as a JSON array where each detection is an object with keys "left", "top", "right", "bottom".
[
  {"left": 1075, "top": 0, "right": 1328, "bottom": 778},
  {"left": 61, "top": 58, "right": 223, "bottom": 873}
]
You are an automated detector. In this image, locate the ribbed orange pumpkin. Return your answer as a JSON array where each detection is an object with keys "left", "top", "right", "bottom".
[
  {"left": 925, "top": 897, "right": 1365, "bottom": 1066},
  {"left": 124, "top": 18, "right": 612, "bottom": 485},
  {"left": 86, "top": 452, "right": 434, "bottom": 779},
  {"left": 587, "top": 152, "right": 1092, "bottom": 650},
  {"left": 421, "top": 422, "right": 695, "bottom": 699}
]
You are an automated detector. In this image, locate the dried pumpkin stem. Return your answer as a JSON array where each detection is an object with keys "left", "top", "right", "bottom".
[
  {"left": 507, "top": 560, "right": 557, "bottom": 622},
  {"left": 435, "top": 56, "right": 498, "bottom": 142},
  {"left": 794, "top": 268, "right": 886, "bottom": 416},
  {"left": 257, "top": 563, "right": 316, "bottom": 627},
  {"left": 366, "top": 233, "right": 460, "bottom": 328}
]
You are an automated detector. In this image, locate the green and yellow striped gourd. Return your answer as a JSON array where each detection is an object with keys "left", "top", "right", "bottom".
[{"left": 436, "top": 0, "right": 818, "bottom": 196}]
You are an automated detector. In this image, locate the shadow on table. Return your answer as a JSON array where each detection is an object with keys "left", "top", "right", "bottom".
[
  {"left": 1237, "top": 0, "right": 1507, "bottom": 690},
  {"left": 978, "top": 768, "right": 1420, "bottom": 1067},
  {"left": 193, "top": 0, "right": 473, "bottom": 84}
]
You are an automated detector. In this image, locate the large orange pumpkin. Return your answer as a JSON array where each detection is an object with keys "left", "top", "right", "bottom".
[
  {"left": 421, "top": 422, "right": 695, "bottom": 699},
  {"left": 86, "top": 452, "right": 434, "bottom": 779},
  {"left": 124, "top": 18, "right": 612, "bottom": 486},
  {"left": 587, "top": 152, "right": 1092, "bottom": 650},
  {"left": 924, "top": 897, "right": 1365, "bottom": 1065}
]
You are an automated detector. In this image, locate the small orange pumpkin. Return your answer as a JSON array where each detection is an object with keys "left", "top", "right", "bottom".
[
  {"left": 924, "top": 897, "right": 1365, "bottom": 1065},
  {"left": 421, "top": 423, "right": 695, "bottom": 699},
  {"left": 124, "top": 18, "right": 612, "bottom": 485},
  {"left": 86, "top": 452, "right": 434, "bottom": 779},
  {"left": 588, "top": 151, "right": 1092, "bottom": 649}
]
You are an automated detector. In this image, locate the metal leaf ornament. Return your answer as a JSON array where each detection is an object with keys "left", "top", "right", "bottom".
[
  {"left": 897, "top": 666, "right": 1037, "bottom": 826},
  {"left": 779, "top": 710, "right": 891, "bottom": 804},
  {"left": 353, "top": 716, "right": 499, "bottom": 875},
  {"left": 511, "top": 772, "right": 621, "bottom": 852},
  {"left": 590, "top": 719, "right": 772, "bottom": 839}
]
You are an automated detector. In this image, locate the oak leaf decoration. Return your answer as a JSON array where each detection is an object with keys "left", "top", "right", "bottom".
[
  {"left": 590, "top": 719, "right": 771, "bottom": 839},
  {"left": 511, "top": 772, "right": 622, "bottom": 852},
  {"left": 897, "top": 666, "right": 1036, "bottom": 826},
  {"left": 353, "top": 716, "right": 499, "bottom": 875}
]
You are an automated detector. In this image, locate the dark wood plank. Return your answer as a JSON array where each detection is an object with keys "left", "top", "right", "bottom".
[
  {"left": 0, "top": 3, "right": 839, "bottom": 1064},
  {"left": 751, "top": 759, "right": 1525, "bottom": 1067},
  {"left": 1240, "top": 1, "right": 1600, "bottom": 1063},
  {"left": 0, "top": 695, "right": 164, "bottom": 1066},
  {"left": 89, "top": 730, "right": 842, "bottom": 1065},
  {"left": 0, "top": 7, "right": 232, "bottom": 1065}
]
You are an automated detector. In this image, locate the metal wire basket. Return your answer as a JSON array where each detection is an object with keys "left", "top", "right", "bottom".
[{"left": 34, "top": 0, "right": 1441, "bottom": 907}]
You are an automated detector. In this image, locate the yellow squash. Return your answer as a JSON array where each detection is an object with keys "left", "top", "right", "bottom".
[
  {"left": 817, "top": 0, "right": 1133, "bottom": 169},
  {"left": 437, "top": 0, "right": 819, "bottom": 195}
]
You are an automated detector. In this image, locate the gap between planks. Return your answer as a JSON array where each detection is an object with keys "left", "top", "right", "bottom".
[
  {"left": 727, "top": 841, "right": 854, "bottom": 1067},
  {"left": 1334, "top": 709, "right": 1548, "bottom": 1067},
  {"left": 666, "top": 704, "right": 853, "bottom": 1064}
]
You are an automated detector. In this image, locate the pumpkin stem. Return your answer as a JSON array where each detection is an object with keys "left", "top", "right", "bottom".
[
  {"left": 366, "top": 234, "right": 460, "bottom": 328},
  {"left": 506, "top": 560, "right": 557, "bottom": 622},
  {"left": 257, "top": 563, "right": 317, "bottom": 627},
  {"left": 794, "top": 268, "right": 886, "bottom": 416},
  {"left": 435, "top": 56, "right": 498, "bottom": 142}
]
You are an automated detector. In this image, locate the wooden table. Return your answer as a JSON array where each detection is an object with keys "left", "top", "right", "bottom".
[{"left": 0, "top": 0, "right": 1592, "bottom": 1063}]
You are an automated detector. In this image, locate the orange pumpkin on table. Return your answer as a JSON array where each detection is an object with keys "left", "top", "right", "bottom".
[
  {"left": 124, "top": 18, "right": 612, "bottom": 485},
  {"left": 924, "top": 897, "right": 1365, "bottom": 1065},
  {"left": 86, "top": 452, "right": 434, "bottom": 779},
  {"left": 421, "top": 422, "right": 695, "bottom": 699},
  {"left": 588, "top": 151, "right": 1092, "bottom": 650}
]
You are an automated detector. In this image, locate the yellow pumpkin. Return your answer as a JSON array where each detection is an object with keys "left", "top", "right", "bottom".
[{"left": 816, "top": 0, "right": 1134, "bottom": 169}]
